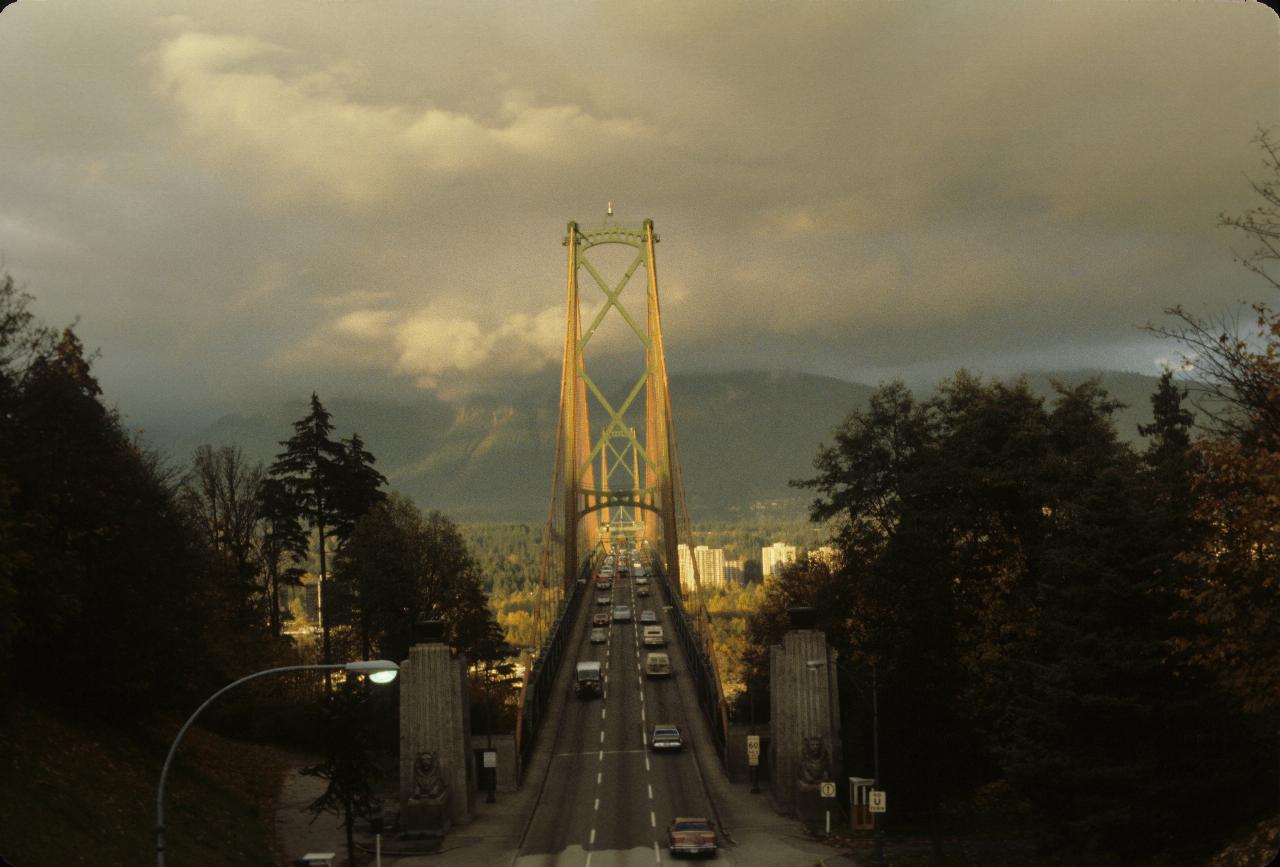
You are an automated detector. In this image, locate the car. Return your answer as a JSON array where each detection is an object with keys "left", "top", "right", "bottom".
[
  {"left": 637, "top": 586, "right": 651, "bottom": 597},
  {"left": 635, "top": 576, "right": 649, "bottom": 586},
  {"left": 645, "top": 652, "right": 671, "bottom": 677},
  {"left": 592, "top": 612, "right": 610, "bottom": 627},
  {"left": 611, "top": 605, "right": 633, "bottom": 622},
  {"left": 589, "top": 627, "right": 607, "bottom": 644},
  {"left": 650, "top": 724, "right": 683, "bottom": 751},
  {"left": 642, "top": 625, "right": 666, "bottom": 647},
  {"left": 667, "top": 817, "right": 718, "bottom": 858},
  {"left": 596, "top": 593, "right": 613, "bottom": 606},
  {"left": 639, "top": 609, "right": 658, "bottom": 624}
]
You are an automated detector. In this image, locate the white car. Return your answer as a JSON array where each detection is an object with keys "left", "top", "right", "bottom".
[
  {"left": 589, "top": 627, "right": 608, "bottom": 644},
  {"left": 611, "top": 605, "right": 633, "bottom": 623},
  {"left": 639, "top": 610, "right": 658, "bottom": 624}
]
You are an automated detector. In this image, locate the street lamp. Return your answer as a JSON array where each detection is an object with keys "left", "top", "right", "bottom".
[{"left": 155, "top": 659, "right": 399, "bottom": 867}]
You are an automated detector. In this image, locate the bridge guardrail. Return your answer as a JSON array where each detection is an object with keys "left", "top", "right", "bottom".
[
  {"left": 653, "top": 560, "right": 727, "bottom": 758},
  {"left": 518, "top": 560, "right": 590, "bottom": 761}
]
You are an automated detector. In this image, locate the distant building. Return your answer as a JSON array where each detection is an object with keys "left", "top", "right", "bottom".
[
  {"left": 678, "top": 544, "right": 694, "bottom": 591},
  {"left": 678, "top": 543, "right": 727, "bottom": 592},
  {"left": 762, "top": 542, "right": 798, "bottom": 578},
  {"left": 724, "top": 559, "right": 742, "bottom": 584},
  {"left": 808, "top": 545, "right": 840, "bottom": 567},
  {"left": 694, "top": 545, "right": 726, "bottom": 589}
]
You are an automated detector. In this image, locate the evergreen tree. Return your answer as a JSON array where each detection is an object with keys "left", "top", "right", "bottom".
[
  {"left": 257, "top": 475, "right": 308, "bottom": 637},
  {"left": 270, "top": 393, "right": 345, "bottom": 672},
  {"left": 331, "top": 432, "right": 387, "bottom": 549}
]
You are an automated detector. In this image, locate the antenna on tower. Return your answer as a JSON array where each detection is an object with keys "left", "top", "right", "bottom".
[{"left": 607, "top": 200, "right": 614, "bottom": 217}]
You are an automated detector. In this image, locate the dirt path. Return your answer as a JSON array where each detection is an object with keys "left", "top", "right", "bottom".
[{"left": 275, "top": 765, "right": 352, "bottom": 866}]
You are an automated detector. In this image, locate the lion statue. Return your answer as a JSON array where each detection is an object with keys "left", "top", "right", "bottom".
[
  {"left": 411, "top": 750, "right": 447, "bottom": 801},
  {"left": 797, "top": 735, "right": 829, "bottom": 785}
]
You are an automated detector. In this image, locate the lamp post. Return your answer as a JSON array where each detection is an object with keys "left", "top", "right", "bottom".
[{"left": 155, "top": 659, "right": 399, "bottom": 867}]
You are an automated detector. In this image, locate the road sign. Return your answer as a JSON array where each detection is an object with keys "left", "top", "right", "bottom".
[
  {"left": 483, "top": 750, "right": 497, "bottom": 769},
  {"left": 746, "top": 735, "right": 760, "bottom": 766},
  {"left": 869, "top": 790, "right": 886, "bottom": 813},
  {"left": 820, "top": 781, "right": 836, "bottom": 798}
]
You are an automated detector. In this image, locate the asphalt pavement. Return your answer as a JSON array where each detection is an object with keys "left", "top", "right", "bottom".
[{"left": 275, "top": 568, "right": 855, "bottom": 867}]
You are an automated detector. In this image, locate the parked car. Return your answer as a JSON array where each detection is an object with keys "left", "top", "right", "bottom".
[
  {"left": 650, "top": 724, "right": 683, "bottom": 751},
  {"left": 589, "top": 627, "right": 608, "bottom": 644},
  {"left": 667, "top": 817, "right": 718, "bottom": 858}
]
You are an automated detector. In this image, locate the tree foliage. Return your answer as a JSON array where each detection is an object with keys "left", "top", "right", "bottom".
[{"left": 335, "top": 493, "right": 505, "bottom": 664}]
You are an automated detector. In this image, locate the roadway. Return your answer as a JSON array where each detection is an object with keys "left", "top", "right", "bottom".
[{"left": 515, "top": 568, "right": 730, "bottom": 866}]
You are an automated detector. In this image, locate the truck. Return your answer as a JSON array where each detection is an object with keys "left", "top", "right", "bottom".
[{"left": 575, "top": 660, "right": 603, "bottom": 698}]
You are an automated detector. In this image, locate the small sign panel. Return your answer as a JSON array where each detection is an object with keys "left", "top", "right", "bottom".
[
  {"left": 869, "top": 790, "right": 887, "bottom": 813},
  {"left": 820, "top": 781, "right": 837, "bottom": 798},
  {"left": 746, "top": 735, "right": 761, "bottom": 766},
  {"left": 483, "top": 750, "right": 498, "bottom": 769}
]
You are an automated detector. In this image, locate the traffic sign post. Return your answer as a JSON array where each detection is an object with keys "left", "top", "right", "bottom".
[
  {"left": 746, "top": 735, "right": 761, "bottom": 793},
  {"left": 820, "top": 781, "right": 836, "bottom": 798},
  {"left": 870, "top": 790, "right": 886, "bottom": 813},
  {"left": 483, "top": 750, "right": 498, "bottom": 803}
]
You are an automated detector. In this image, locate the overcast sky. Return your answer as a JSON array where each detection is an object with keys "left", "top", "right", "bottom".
[{"left": 1, "top": 1, "right": 1277, "bottom": 423}]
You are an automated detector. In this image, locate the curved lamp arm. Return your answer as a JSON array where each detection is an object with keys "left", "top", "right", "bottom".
[{"left": 156, "top": 660, "right": 398, "bottom": 866}]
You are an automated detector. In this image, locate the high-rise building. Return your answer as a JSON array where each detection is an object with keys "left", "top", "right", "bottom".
[
  {"left": 679, "top": 543, "right": 727, "bottom": 592},
  {"left": 678, "top": 543, "right": 694, "bottom": 592},
  {"left": 761, "top": 542, "right": 798, "bottom": 578},
  {"left": 694, "top": 545, "right": 725, "bottom": 589},
  {"left": 724, "top": 559, "right": 742, "bottom": 584}
]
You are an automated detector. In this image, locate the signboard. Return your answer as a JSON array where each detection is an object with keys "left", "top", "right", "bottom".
[
  {"left": 820, "top": 781, "right": 836, "bottom": 798},
  {"left": 483, "top": 750, "right": 497, "bottom": 769},
  {"left": 746, "top": 735, "right": 761, "bottom": 767},
  {"left": 869, "top": 790, "right": 887, "bottom": 813}
]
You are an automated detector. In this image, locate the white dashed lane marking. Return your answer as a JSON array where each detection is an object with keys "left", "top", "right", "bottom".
[
  {"left": 648, "top": 783, "right": 653, "bottom": 799},
  {"left": 650, "top": 811, "right": 656, "bottom": 828},
  {"left": 594, "top": 797, "right": 600, "bottom": 811},
  {"left": 597, "top": 771, "right": 602, "bottom": 784}
]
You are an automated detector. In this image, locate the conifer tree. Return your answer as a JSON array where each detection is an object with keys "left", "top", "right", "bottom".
[
  {"left": 258, "top": 475, "right": 309, "bottom": 637},
  {"left": 270, "top": 393, "right": 345, "bottom": 672}
]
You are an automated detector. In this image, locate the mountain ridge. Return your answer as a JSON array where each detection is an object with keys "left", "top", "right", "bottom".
[{"left": 136, "top": 368, "right": 1167, "bottom": 522}]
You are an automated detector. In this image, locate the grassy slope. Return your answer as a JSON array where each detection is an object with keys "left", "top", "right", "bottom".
[{"left": 0, "top": 696, "right": 296, "bottom": 867}]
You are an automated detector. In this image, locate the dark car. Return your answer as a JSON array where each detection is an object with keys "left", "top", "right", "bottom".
[
  {"left": 667, "top": 817, "right": 718, "bottom": 858},
  {"left": 592, "top": 612, "right": 610, "bottom": 627}
]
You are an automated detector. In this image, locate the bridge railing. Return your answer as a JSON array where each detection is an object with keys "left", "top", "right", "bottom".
[
  {"left": 653, "top": 560, "right": 727, "bottom": 758},
  {"left": 517, "top": 561, "right": 589, "bottom": 762}
]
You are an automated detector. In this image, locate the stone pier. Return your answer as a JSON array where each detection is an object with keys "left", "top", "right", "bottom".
[
  {"left": 768, "top": 607, "right": 842, "bottom": 817},
  {"left": 400, "top": 634, "right": 475, "bottom": 827}
]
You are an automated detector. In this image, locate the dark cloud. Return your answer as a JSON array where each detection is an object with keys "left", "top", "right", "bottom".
[{"left": 0, "top": 0, "right": 1275, "bottom": 417}]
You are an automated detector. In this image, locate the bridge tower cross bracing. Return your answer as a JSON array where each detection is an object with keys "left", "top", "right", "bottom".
[{"left": 538, "top": 217, "right": 702, "bottom": 603}]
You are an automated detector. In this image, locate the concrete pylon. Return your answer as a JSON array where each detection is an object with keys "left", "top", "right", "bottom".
[
  {"left": 400, "top": 629, "right": 475, "bottom": 826},
  {"left": 768, "top": 607, "right": 842, "bottom": 817}
]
